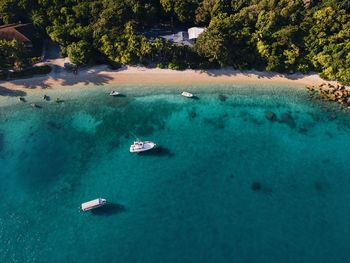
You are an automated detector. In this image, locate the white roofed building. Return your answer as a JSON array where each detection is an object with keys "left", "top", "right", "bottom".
[
  {"left": 188, "top": 27, "right": 205, "bottom": 40},
  {"left": 149, "top": 27, "right": 206, "bottom": 47}
]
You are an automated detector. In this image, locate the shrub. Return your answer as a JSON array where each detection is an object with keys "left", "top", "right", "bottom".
[
  {"left": 31, "top": 57, "right": 42, "bottom": 64},
  {"left": 0, "top": 71, "right": 6, "bottom": 80},
  {"left": 168, "top": 62, "right": 179, "bottom": 70},
  {"left": 9, "top": 65, "right": 52, "bottom": 79},
  {"left": 140, "top": 59, "right": 149, "bottom": 66},
  {"left": 32, "top": 65, "right": 52, "bottom": 75},
  {"left": 107, "top": 61, "right": 122, "bottom": 70},
  {"left": 67, "top": 41, "right": 92, "bottom": 65}
]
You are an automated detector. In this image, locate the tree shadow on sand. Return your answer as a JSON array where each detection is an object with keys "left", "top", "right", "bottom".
[
  {"left": 91, "top": 203, "right": 126, "bottom": 216},
  {"left": 7, "top": 69, "right": 114, "bottom": 90},
  {"left": 60, "top": 72, "right": 114, "bottom": 86},
  {"left": 198, "top": 68, "right": 308, "bottom": 80},
  {"left": 6, "top": 76, "right": 53, "bottom": 90},
  {"left": 0, "top": 86, "right": 26, "bottom": 97}
]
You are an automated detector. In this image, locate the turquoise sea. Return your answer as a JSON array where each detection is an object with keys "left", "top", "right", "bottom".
[{"left": 1, "top": 84, "right": 350, "bottom": 262}]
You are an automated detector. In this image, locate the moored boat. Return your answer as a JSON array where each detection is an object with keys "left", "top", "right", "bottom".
[
  {"left": 181, "top": 91, "right": 193, "bottom": 98},
  {"left": 31, "top": 103, "right": 41, "bottom": 108},
  {"left": 130, "top": 140, "right": 156, "bottom": 153},
  {"left": 109, "top": 91, "right": 120, "bottom": 96},
  {"left": 81, "top": 198, "right": 107, "bottom": 211}
]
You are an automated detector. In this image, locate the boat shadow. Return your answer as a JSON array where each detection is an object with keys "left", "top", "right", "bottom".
[
  {"left": 91, "top": 203, "right": 126, "bottom": 216},
  {"left": 138, "top": 146, "right": 174, "bottom": 158},
  {"left": 110, "top": 93, "right": 126, "bottom": 98}
]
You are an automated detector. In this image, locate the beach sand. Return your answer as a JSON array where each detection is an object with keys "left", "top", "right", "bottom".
[{"left": 0, "top": 65, "right": 341, "bottom": 95}]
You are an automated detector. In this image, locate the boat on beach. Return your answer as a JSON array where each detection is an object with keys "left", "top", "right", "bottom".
[
  {"left": 130, "top": 140, "right": 156, "bottom": 153},
  {"left": 81, "top": 198, "right": 107, "bottom": 211},
  {"left": 109, "top": 91, "right": 120, "bottom": 96},
  {"left": 181, "top": 91, "right": 194, "bottom": 98}
]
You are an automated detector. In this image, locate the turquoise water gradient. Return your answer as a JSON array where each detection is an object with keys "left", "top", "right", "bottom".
[{"left": 1, "top": 84, "right": 350, "bottom": 262}]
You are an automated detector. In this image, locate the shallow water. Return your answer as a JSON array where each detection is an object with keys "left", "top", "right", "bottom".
[{"left": 1, "top": 84, "right": 350, "bottom": 262}]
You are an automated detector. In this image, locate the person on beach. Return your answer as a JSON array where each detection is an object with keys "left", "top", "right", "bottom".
[{"left": 73, "top": 67, "right": 77, "bottom": 76}]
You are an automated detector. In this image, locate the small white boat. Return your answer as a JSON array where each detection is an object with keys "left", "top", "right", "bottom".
[
  {"left": 81, "top": 198, "right": 107, "bottom": 211},
  {"left": 109, "top": 91, "right": 120, "bottom": 96},
  {"left": 31, "top": 103, "right": 41, "bottom": 108},
  {"left": 181, "top": 91, "right": 193, "bottom": 98},
  {"left": 130, "top": 140, "right": 156, "bottom": 153}
]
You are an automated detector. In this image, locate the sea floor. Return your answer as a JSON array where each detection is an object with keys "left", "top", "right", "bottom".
[{"left": 1, "top": 84, "right": 350, "bottom": 262}]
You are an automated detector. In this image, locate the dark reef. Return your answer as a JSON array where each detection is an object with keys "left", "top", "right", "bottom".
[
  {"left": 279, "top": 113, "right": 296, "bottom": 129},
  {"left": 251, "top": 182, "right": 262, "bottom": 192},
  {"left": 218, "top": 94, "right": 228, "bottom": 102},
  {"left": 265, "top": 111, "right": 277, "bottom": 121}
]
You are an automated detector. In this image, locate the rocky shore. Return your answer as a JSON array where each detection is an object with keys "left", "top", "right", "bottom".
[{"left": 306, "top": 83, "right": 350, "bottom": 108}]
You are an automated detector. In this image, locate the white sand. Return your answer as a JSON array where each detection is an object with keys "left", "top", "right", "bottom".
[{"left": 0, "top": 65, "right": 342, "bottom": 95}]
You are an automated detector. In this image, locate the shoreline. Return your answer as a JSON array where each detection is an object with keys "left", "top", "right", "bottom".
[
  {"left": 0, "top": 65, "right": 341, "bottom": 90},
  {"left": 0, "top": 65, "right": 344, "bottom": 107}
]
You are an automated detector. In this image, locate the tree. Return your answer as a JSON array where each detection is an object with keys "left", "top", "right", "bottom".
[
  {"left": 173, "top": 0, "right": 200, "bottom": 23},
  {"left": 195, "top": 10, "right": 258, "bottom": 68},
  {"left": 304, "top": 7, "right": 350, "bottom": 83},
  {"left": 161, "top": 0, "right": 201, "bottom": 24},
  {"left": 0, "top": 0, "right": 22, "bottom": 24},
  {"left": 0, "top": 39, "right": 27, "bottom": 69},
  {"left": 67, "top": 40, "right": 92, "bottom": 65},
  {"left": 0, "top": 0, "right": 349, "bottom": 84},
  {"left": 195, "top": 0, "right": 216, "bottom": 24}
]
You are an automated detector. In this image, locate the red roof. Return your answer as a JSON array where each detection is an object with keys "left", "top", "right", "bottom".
[{"left": 0, "top": 23, "right": 33, "bottom": 43}]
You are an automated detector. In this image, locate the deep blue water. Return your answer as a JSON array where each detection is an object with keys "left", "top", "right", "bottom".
[{"left": 1, "top": 84, "right": 350, "bottom": 262}]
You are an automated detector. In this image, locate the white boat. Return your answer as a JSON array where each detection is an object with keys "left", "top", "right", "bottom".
[
  {"left": 81, "top": 198, "right": 107, "bottom": 211},
  {"left": 181, "top": 91, "right": 193, "bottom": 98},
  {"left": 109, "top": 91, "right": 120, "bottom": 96},
  {"left": 130, "top": 140, "right": 156, "bottom": 153}
]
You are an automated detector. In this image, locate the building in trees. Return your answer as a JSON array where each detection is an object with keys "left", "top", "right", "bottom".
[
  {"left": 160, "top": 27, "right": 206, "bottom": 46},
  {"left": 161, "top": 31, "right": 192, "bottom": 46},
  {"left": 0, "top": 23, "right": 35, "bottom": 51}
]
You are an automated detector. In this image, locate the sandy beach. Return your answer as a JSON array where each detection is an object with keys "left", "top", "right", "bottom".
[{"left": 0, "top": 64, "right": 341, "bottom": 95}]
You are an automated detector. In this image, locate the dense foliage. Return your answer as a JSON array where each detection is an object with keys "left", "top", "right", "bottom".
[
  {"left": 0, "top": 0, "right": 349, "bottom": 83},
  {"left": 0, "top": 39, "right": 27, "bottom": 69}
]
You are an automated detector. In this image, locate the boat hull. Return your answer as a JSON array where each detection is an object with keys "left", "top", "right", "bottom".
[
  {"left": 81, "top": 198, "right": 107, "bottom": 211},
  {"left": 130, "top": 141, "right": 156, "bottom": 153},
  {"left": 109, "top": 91, "right": 120, "bottom": 96},
  {"left": 181, "top": 92, "right": 193, "bottom": 98}
]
